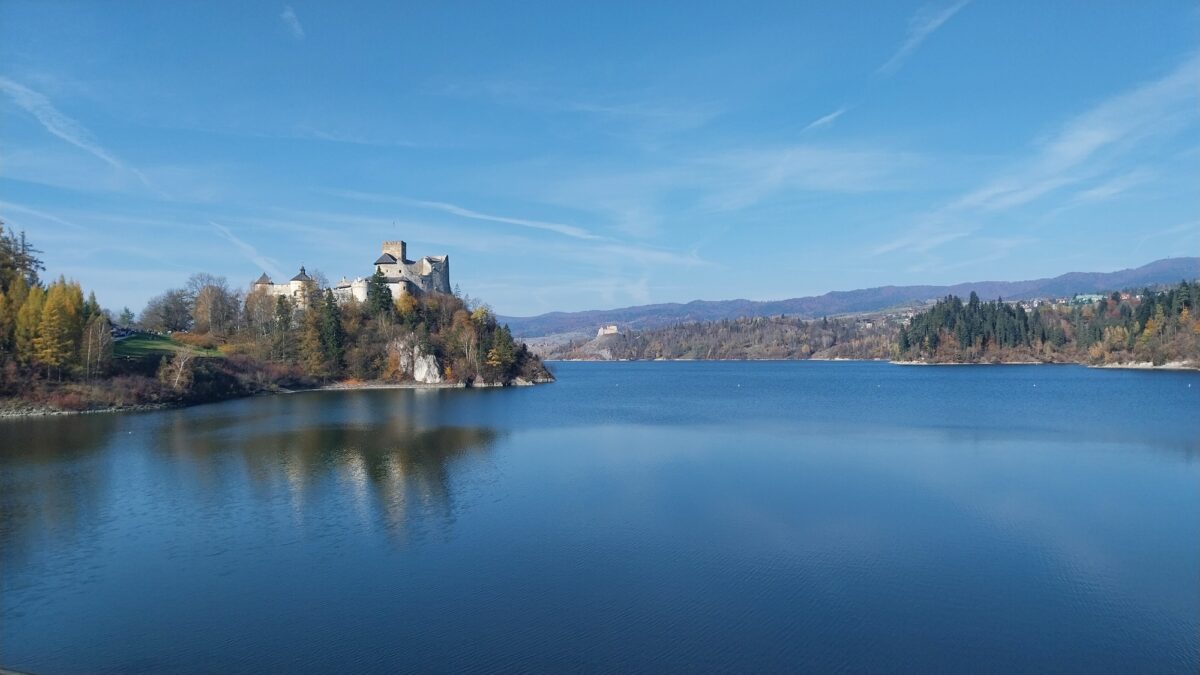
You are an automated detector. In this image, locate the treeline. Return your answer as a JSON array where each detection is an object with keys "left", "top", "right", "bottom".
[
  {"left": 898, "top": 284, "right": 1200, "bottom": 365},
  {"left": 547, "top": 314, "right": 900, "bottom": 361},
  {"left": 150, "top": 268, "right": 549, "bottom": 386},
  {"left": 0, "top": 225, "right": 115, "bottom": 387}
]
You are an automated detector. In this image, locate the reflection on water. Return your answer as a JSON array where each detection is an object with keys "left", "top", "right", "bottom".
[
  {"left": 1, "top": 392, "right": 499, "bottom": 571},
  {"left": 2, "top": 363, "right": 1198, "bottom": 674},
  {"left": 0, "top": 414, "right": 121, "bottom": 573}
]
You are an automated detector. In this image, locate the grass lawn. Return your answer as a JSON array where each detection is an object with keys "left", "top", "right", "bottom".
[{"left": 115, "top": 333, "right": 221, "bottom": 361}]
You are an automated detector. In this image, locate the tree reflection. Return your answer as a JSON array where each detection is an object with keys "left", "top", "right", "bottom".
[
  {"left": 152, "top": 392, "right": 500, "bottom": 541},
  {"left": 0, "top": 414, "right": 121, "bottom": 572}
]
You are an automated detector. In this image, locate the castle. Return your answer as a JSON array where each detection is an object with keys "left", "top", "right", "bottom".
[{"left": 253, "top": 240, "right": 450, "bottom": 308}]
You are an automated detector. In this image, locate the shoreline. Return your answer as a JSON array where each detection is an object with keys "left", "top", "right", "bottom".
[
  {"left": 550, "top": 357, "right": 1200, "bottom": 371},
  {"left": 0, "top": 377, "right": 554, "bottom": 420}
]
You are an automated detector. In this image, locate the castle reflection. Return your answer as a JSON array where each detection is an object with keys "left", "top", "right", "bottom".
[
  {"left": 154, "top": 391, "right": 501, "bottom": 542},
  {"left": 0, "top": 390, "right": 501, "bottom": 566}
]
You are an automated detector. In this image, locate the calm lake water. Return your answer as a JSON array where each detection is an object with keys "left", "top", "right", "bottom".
[{"left": 2, "top": 361, "right": 1198, "bottom": 673}]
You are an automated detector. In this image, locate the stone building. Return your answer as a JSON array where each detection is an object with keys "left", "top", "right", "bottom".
[
  {"left": 252, "top": 266, "right": 315, "bottom": 309},
  {"left": 252, "top": 240, "right": 450, "bottom": 308}
]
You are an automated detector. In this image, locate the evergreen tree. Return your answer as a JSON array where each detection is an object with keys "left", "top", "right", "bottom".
[
  {"left": 365, "top": 268, "right": 393, "bottom": 318},
  {"left": 271, "top": 296, "right": 295, "bottom": 362},
  {"left": 319, "top": 289, "right": 344, "bottom": 373}
]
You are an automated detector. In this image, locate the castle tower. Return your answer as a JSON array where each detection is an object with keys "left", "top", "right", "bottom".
[{"left": 382, "top": 240, "right": 407, "bottom": 263}]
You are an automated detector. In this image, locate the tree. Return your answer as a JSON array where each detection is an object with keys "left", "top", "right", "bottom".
[
  {"left": 188, "top": 274, "right": 238, "bottom": 336},
  {"left": 140, "top": 289, "right": 192, "bottom": 332},
  {"left": 0, "top": 222, "right": 44, "bottom": 293},
  {"left": 319, "top": 289, "right": 344, "bottom": 373},
  {"left": 82, "top": 313, "right": 113, "bottom": 380},
  {"left": 298, "top": 301, "right": 329, "bottom": 378},
  {"left": 117, "top": 307, "right": 136, "bottom": 328},
  {"left": 485, "top": 324, "right": 516, "bottom": 375},
  {"left": 271, "top": 295, "right": 296, "bottom": 362},
  {"left": 34, "top": 289, "right": 74, "bottom": 379},
  {"left": 365, "top": 267, "right": 393, "bottom": 318},
  {"left": 157, "top": 351, "right": 195, "bottom": 393},
  {"left": 14, "top": 284, "right": 45, "bottom": 366}
]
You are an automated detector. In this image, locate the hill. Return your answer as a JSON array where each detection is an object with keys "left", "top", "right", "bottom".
[{"left": 501, "top": 257, "right": 1200, "bottom": 337}]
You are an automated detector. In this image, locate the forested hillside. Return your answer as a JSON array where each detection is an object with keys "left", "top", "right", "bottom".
[
  {"left": 547, "top": 314, "right": 901, "bottom": 361},
  {"left": 547, "top": 283, "right": 1200, "bottom": 368},
  {"left": 0, "top": 225, "right": 550, "bottom": 414},
  {"left": 898, "top": 285, "right": 1200, "bottom": 366},
  {"left": 503, "top": 257, "right": 1199, "bottom": 337}
]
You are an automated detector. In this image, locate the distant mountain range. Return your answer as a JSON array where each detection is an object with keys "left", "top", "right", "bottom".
[{"left": 502, "top": 257, "right": 1200, "bottom": 338}]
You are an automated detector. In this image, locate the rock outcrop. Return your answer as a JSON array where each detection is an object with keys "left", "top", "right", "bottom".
[{"left": 387, "top": 335, "right": 444, "bottom": 384}]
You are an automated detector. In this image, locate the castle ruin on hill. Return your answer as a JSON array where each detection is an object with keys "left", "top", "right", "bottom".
[{"left": 252, "top": 240, "right": 450, "bottom": 308}]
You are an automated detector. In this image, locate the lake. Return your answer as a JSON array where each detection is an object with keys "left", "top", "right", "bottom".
[{"left": 2, "top": 361, "right": 1198, "bottom": 673}]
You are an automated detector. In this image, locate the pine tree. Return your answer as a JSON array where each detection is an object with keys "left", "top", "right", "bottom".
[
  {"left": 365, "top": 267, "right": 393, "bottom": 318},
  {"left": 271, "top": 296, "right": 296, "bottom": 362},
  {"left": 319, "top": 289, "right": 344, "bottom": 374}
]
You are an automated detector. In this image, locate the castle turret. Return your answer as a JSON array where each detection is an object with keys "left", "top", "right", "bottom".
[{"left": 382, "top": 240, "right": 407, "bottom": 263}]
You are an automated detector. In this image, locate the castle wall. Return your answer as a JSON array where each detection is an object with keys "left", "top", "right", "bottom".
[{"left": 254, "top": 240, "right": 449, "bottom": 310}]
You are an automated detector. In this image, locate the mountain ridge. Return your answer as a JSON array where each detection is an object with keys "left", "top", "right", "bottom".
[{"left": 501, "top": 257, "right": 1200, "bottom": 337}]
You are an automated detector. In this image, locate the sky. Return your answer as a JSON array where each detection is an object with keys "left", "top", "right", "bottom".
[{"left": 1, "top": 1, "right": 1198, "bottom": 317}]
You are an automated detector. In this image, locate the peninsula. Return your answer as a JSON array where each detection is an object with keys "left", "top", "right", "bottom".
[{"left": 0, "top": 226, "right": 552, "bottom": 417}]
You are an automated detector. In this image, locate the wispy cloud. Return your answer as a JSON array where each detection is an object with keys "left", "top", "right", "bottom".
[
  {"left": 0, "top": 200, "right": 88, "bottom": 232},
  {"left": 878, "top": 1, "right": 971, "bottom": 76},
  {"left": 1133, "top": 221, "right": 1200, "bottom": 255},
  {"left": 280, "top": 5, "right": 305, "bottom": 40},
  {"left": 802, "top": 106, "right": 848, "bottom": 133},
  {"left": 211, "top": 221, "right": 284, "bottom": 278},
  {"left": 405, "top": 199, "right": 604, "bottom": 241},
  {"left": 0, "top": 76, "right": 153, "bottom": 188},
  {"left": 440, "top": 79, "right": 722, "bottom": 136},
  {"left": 874, "top": 50, "right": 1200, "bottom": 259},
  {"left": 325, "top": 190, "right": 604, "bottom": 241},
  {"left": 953, "top": 51, "right": 1200, "bottom": 213},
  {"left": 1073, "top": 169, "right": 1154, "bottom": 204}
]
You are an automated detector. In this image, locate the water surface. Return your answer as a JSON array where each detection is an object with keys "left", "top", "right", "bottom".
[{"left": 2, "top": 362, "right": 1198, "bottom": 673}]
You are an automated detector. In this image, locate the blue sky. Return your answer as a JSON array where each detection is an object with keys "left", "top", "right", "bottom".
[{"left": 1, "top": 1, "right": 1198, "bottom": 316}]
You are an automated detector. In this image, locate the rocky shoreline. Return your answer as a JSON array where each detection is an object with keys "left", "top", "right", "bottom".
[{"left": 0, "top": 376, "right": 556, "bottom": 420}]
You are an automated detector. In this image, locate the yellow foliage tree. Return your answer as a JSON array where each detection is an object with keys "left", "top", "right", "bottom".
[
  {"left": 34, "top": 283, "right": 76, "bottom": 378},
  {"left": 13, "top": 284, "right": 44, "bottom": 366}
]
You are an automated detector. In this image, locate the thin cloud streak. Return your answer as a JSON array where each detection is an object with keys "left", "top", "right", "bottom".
[
  {"left": 280, "top": 6, "right": 305, "bottom": 39},
  {"left": 325, "top": 189, "right": 604, "bottom": 241},
  {"left": 802, "top": 107, "right": 847, "bottom": 133},
  {"left": 878, "top": 1, "right": 971, "bottom": 75},
  {"left": 0, "top": 76, "right": 154, "bottom": 189},
  {"left": 211, "top": 221, "right": 284, "bottom": 279},
  {"left": 405, "top": 198, "right": 605, "bottom": 241}
]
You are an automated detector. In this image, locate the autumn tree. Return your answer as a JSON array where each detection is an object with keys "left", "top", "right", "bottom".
[
  {"left": 82, "top": 313, "right": 114, "bottom": 380},
  {"left": 13, "top": 284, "right": 45, "bottom": 366}
]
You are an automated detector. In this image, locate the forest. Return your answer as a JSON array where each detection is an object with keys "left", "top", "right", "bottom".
[
  {"left": 546, "top": 314, "right": 900, "bottom": 361},
  {"left": 0, "top": 225, "right": 551, "bottom": 413},
  {"left": 898, "top": 286, "right": 1200, "bottom": 365},
  {"left": 547, "top": 283, "right": 1200, "bottom": 368}
]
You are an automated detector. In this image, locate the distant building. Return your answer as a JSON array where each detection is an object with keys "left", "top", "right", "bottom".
[
  {"left": 1071, "top": 293, "right": 1106, "bottom": 305},
  {"left": 253, "top": 266, "right": 316, "bottom": 309},
  {"left": 252, "top": 240, "right": 451, "bottom": 308},
  {"left": 597, "top": 325, "right": 619, "bottom": 337}
]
